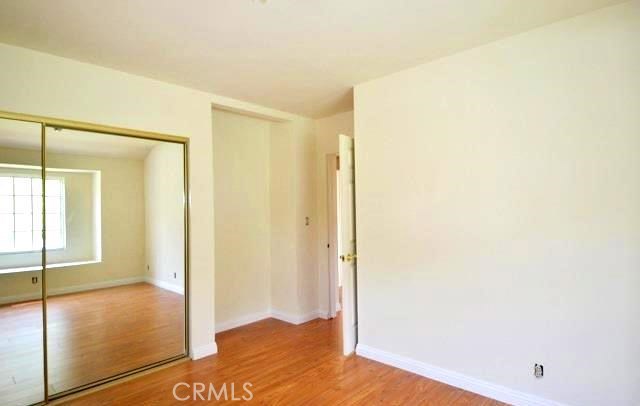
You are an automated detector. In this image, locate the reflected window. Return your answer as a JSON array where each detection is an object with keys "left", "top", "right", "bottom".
[{"left": 0, "top": 175, "right": 65, "bottom": 253}]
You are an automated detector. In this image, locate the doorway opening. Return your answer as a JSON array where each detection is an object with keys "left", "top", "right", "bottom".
[{"left": 326, "top": 134, "right": 357, "bottom": 356}]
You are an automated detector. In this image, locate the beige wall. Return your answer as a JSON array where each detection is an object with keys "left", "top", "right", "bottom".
[
  {"left": 354, "top": 2, "right": 640, "bottom": 405},
  {"left": 314, "top": 111, "right": 353, "bottom": 315},
  {"left": 213, "top": 109, "right": 272, "bottom": 326},
  {"left": 0, "top": 147, "right": 145, "bottom": 303},
  {"left": 144, "top": 142, "right": 185, "bottom": 293}
]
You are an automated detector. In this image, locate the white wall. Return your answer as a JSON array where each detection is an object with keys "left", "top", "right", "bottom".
[
  {"left": 269, "top": 122, "right": 298, "bottom": 316},
  {"left": 144, "top": 142, "right": 185, "bottom": 294},
  {"left": 314, "top": 111, "right": 353, "bottom": 316},
  {"left": 0, "top": 43, "right": 219, "bottom": 357},
  {"left": 354, "top": 2, "right": 640, "bottom": 405},
  {"left": 270, "top": 118, "right": 318, "bottom": 319},
  {"left": 294, "top": 120, "right": 318, "bottom": 316},
  {"left": 212, "top": 109, "right": 272, "bottom": 327},
  {"left": 211, "top": 110, "right": 321, "bottom": 327},
  {"left": 0, "top": 39, "right": 325, "bottom": 357}
]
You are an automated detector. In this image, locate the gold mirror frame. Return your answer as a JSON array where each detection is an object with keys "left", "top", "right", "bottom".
[{"left": 0, "top": 110, "right": 190, "bottom": 404}]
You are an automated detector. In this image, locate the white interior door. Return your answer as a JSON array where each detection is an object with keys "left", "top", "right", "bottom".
[{"left": 339, "top": 134, "right": 357, "bottom": 355}]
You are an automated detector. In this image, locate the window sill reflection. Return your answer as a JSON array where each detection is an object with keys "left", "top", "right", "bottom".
[{"left": 0, "top": 259, "right": 101, "bottom": 275}]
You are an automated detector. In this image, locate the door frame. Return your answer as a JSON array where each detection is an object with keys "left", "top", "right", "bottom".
[{"left": 326, "top": 154, "right": 339, "bottom": 318}]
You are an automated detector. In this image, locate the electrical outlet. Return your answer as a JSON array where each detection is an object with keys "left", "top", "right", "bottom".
[
  {"left": 146, "top": 265, "right": 150, "bottom": 271},
  {"left": 32, "top": 276, "right": 38, "bottom": 284},
  {"left": 534, "top": 364, "right": 544, "bottom": 378},
  {"left": 173, "top": 272, "right": 177, "bottom": 279}
]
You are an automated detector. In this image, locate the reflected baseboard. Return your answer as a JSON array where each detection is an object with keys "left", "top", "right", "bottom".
[
  {"left": 144, "top": 276, "right": 184, "bottom": 295},
  {"left": 0, "top": 276, "right": 145, "bottom": 305}
]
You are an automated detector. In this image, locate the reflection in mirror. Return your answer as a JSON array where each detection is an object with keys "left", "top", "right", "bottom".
[
  {"left": 44, "top": 127, "right": 186, "bottom": 395},
  {"left": 0, "top": 118, "right": 45, "bottom": 406}
]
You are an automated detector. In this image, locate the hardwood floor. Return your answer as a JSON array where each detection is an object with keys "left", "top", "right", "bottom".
[
  {"left": 0, "top": 283, "right": 185, "bottom": 406},
  {"left": 66, "top": 316, "right": 508, "bottom": 405}
]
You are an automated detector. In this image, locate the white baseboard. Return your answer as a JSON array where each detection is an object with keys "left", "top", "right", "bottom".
[
  {"left": 214, "top": 309, "right": 325, "bottom": 334},
  {"left": 317, "top": 311, "right": 330, "bottom": 320},
  {"left": 270, "top": 309, "right": 322, "bottom": 325},
  {"left": 191, "top": 341, "right": 218, "bottom": 360},
  {"left": 144, "top": 277, "right": 184, "bottom": 295},
  {"left": 356, "top": 344, "right": 565, "bottom": 406},
  {"left": 0, "top": 292, "right": 38, "bottom": 305},
  {"left": 216, "top": 311, "right": 271, "bottom": 333},
  {"left": 0, "top": 276, "right": 146, "bottom": 305}
]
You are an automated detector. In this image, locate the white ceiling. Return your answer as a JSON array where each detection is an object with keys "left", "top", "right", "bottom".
[
  {"left": 0, "top": 0, "right": 626, "bottom": 118},
  {"left": 0, "top": 119, "right": 160, "bottom": 159}
]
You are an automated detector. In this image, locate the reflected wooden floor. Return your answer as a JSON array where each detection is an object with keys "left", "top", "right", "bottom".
[
  {"left": 0, "top": 283, "right": 184, "bottom": 406},
  {"left": 67, "top": 316, "right": 508, "bottom": 405}
]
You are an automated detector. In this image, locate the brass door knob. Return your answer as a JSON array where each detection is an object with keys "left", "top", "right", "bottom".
[{"left": 340, "top": 253, "right": 357, "bottom": 262}]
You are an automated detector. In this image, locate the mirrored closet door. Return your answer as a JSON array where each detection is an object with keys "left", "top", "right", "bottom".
[
  {"left": 0, "top": 112, "right": 189, "bottom": 405},
  {"left": 0, "top": 118, "right": 45, "bottom": 406},
  {"left": 44, "top": 126, "right": 187, "bottom": 397}
]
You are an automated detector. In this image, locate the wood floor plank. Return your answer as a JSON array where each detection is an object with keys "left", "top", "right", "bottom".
[
  {"left": 0, "top": 283, "right": 185, "bottom": 405},
  {"left": 62, "top": 316, "right": 509, "bottom": 405}
]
